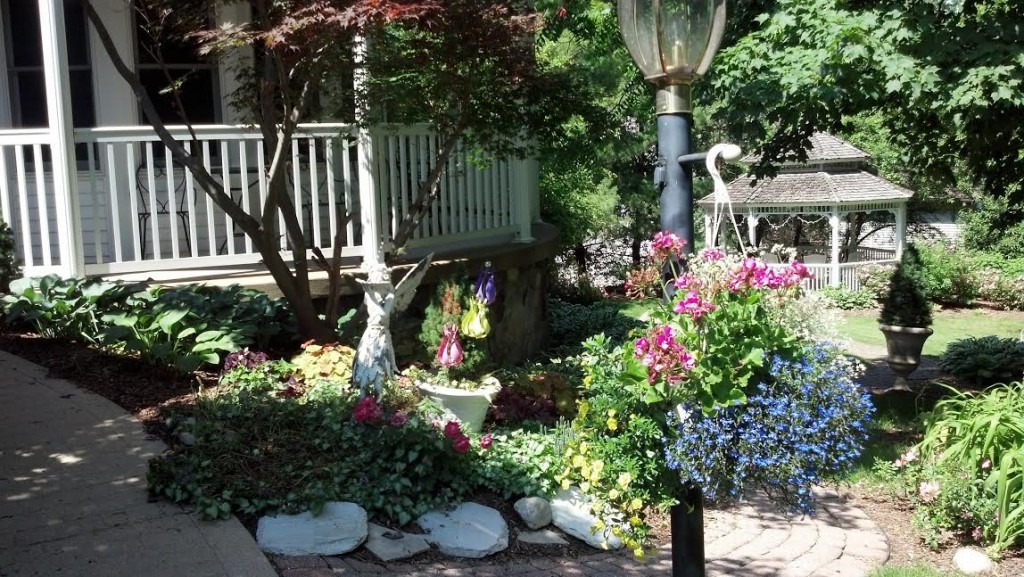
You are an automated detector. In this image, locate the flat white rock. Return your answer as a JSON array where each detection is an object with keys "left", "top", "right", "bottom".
[
  {"left": 514, "top": 496, "right": 552, "bottom": 530},
  {"left": 953, "top": 547, "right": 994, "bottom": 575},
  {"left": 549, "top": 487, "right": 623, "bottom": 550},
  {"left": 365, "top": 523, "right": 431, "bottom": 562},
  {"left": 518, "top": 529, "right": 569, "bottom": 546},
  {"left": 256, "top": 502, "right": 367, "bottom": 556},
  {"left": 417, "top": 502, "right": 508, "bottom": 558}
]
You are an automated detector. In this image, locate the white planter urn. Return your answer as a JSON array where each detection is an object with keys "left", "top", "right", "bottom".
[{"left": 416, "top": 378, "right": 501, "bottom": 434}]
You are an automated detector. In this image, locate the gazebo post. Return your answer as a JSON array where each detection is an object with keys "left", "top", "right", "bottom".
[
  {"left": 894, "top": 205, "right": 907, "bottom": 260},
  {"left": 703, "top": 214, "right": 713, "bottom": 248},
  {"left": 829, "top": 207, "right": 841, "bottom": 287}
]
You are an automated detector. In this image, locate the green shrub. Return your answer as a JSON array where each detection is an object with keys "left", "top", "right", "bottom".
[
  {"left": 2, "top": 275, "right": 136, "bottom": 341},
  {"left": 976, "top": 269, "right": 1024, "bottom": 311},
  {"left": 916, "top": 243, "right": 979, "bottom": 307},
  {"left": 971, "top": 252, "right": 1024, "bottom": 277},
  {"left": 939, "top": 336, "right": 1024, "bottom": 386},
  {"left": 0, "top": 218, "right": 19, "bottom": 293},
  {"left": 819, "top": 286, "right": 877, "bottom": 310},
  {"left": 474, "top": 427, "right": 565, "bottom": 498},
  {"left": 856, "top": 263, "right": 894, "bottom": 302},
  {"left": 150, "top": 366, "right": 494, "bottom": 525},
  {"left": 959, "top": 197, "right": 1024, "bottom": 259},
  {"left": 2, "top": 277, "right": 297, "bottom": 371},
  {"left": 547, "top": 298, "right": 641, "bottom": 353},
  {"left": 886, "top": 382, "right": 1024, "bottom": 552},
  {"left": 878, "top": 245, "right": 933, "bottom": 328}
]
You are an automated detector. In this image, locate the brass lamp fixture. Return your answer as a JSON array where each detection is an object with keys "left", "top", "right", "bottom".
[{"left": 618, "top": 0, "right": 727, "bottom": 114}]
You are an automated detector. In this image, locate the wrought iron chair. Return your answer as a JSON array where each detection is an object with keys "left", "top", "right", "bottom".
[{"left": 135, "top": 161, "right": 191, "bottom": 259}]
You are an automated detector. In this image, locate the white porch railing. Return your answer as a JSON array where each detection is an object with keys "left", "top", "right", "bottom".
[{"left": 0, "top": 123, "right": 534, "bottom": 278}]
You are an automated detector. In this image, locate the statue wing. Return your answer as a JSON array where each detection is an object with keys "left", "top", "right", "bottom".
[{"left": 393, "top": 254, "right": 433, "bottom": 313}]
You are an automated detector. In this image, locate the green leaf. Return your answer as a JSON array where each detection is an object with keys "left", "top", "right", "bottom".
[{"left": 156, "top": 308, "right": 189, "bottom": 334}]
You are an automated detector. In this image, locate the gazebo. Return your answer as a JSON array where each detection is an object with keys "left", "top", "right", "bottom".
[{"left": 698, "top": 133, "right": 913, "bottom": 289}]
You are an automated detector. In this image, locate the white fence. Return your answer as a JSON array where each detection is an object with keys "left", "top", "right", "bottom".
[{"left": 0, "top": 123, "right": 534, "bottom": 278}]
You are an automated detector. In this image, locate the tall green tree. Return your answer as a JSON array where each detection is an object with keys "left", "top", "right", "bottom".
[{"left": 703, "top": 0, "right": 1024, "bottom": 219}]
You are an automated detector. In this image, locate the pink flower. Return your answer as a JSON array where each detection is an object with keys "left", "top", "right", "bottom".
[
  {"left": 699, "top": 248, "right": 725, "bottom": 262},
  {"left": 437, "top": 324, "right": 464, "bottom": 368},
  {"left": 353, "top": 396, "right": 382, "bottom": 423},
  {"left": 919, "top": 480, "right": 941, "bottom": 503},
  {"left": 672, "top": 290, "right": 717, "bottom": 321},
  {"left": 443, "top": 420, "right": 462, "bottom": 439},
  {"left": 479, "top": 433, "right": 493, "bottom": 450},
  {"left": 633, "top": 324, "right": 697, "bottom": 385},
  {"left": 453, "top": 435, "right": 471, "bottom": 454},
  {"left": 981, "top": 458, "right": 992, "bottom": 470},
  {"left": 389, "top": 412, "right": 408, "bottom": 427},
  {"left": 650, "top": 231, "right": 686, "bottom": 263}
]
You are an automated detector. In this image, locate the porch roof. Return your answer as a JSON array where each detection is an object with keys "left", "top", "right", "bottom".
[{"left": 698, "top": 169, "right": 913, "bottom": 208}]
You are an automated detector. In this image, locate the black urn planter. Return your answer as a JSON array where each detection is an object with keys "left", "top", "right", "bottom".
[{"left": 878, "top": 324, "right": 934, "bottom": 390}]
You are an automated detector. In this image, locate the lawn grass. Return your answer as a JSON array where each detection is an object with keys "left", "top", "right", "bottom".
[
  {"left": 841, "top": 308, "right": 1024, "bottom": 357},
  {"left": 868, "top": 564, "right": 965, "bottom": 577}
]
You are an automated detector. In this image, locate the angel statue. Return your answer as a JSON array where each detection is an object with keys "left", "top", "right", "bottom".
[{"left": 352, "top": 255, "right": 433, "bottom": 396}]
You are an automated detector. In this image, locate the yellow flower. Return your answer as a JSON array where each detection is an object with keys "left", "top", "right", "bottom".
[
  {"left": 578, "top": 442, "right": 589, "bottom": 455},
  {"left": 633, "top": 547, "right": 646, "bottom": 560},
  {"left": 617, "top": 472, "right": 632, "bottom": 489},
  {"left": 607, "top": 408, "right": 617, "bottom": 417},
  {"left": 629, "top": 498, "right": 643, "bottom": 511},
  {"left": 580, "top": 481, "right": 591, "bottom": 492},
  {"left": 629, "top": 515, "right": 643, "bottom": 527},
  {"left": 592, "top": 519, "right": 605, "bottom": 531},
  {"left": 608, "top": 489, "right": 620, "bottom": 500},
  {"left": 591, "top": 460, "right": 605, "bottom": 478},
  {"left": 583, "top": 375, "right": 593, "bottom": 388},
  {"left": 578, "top": 401, "right": 590, "bottom": 419},
  {"left": 572, "top": 454, "right": 585, "bottom": 468},
  {"left": 560, "top": 478, "right": 571, "bottom": 491},
  {"left": 606, "top": 417, "right": 618, "bottom": 431}
]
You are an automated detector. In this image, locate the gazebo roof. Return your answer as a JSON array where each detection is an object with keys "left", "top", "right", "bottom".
[
  {"left": 740, "top": 132, "right": 870, "bottom": 165},
  {"left": 698, "top": 170, "right": 913, "bottom": 207},
  {"left": 701, "top": 132, "right": 912, "bottom": 209}
]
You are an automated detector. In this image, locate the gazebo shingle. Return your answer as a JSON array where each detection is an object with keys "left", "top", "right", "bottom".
[
  {"left": 699, "top": 170, "right": 913, "bottom": 207},
  {"left": 740, "top": 132, "right": 870, "bottom": 164}
]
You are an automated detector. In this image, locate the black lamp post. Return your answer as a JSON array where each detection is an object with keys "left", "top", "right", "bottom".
[
  {"left": 618, "top": 0, "right": 727, "bottom": 255},
  {"left": 618, "top": 2, "right": 727, "bottom": 576}
]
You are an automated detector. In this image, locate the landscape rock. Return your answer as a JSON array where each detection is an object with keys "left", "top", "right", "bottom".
[
  {"left": 549, "top": 487, "right": 623, "bottom": 550},
  {"left": 514, "top": 496, "right": 552, "bottom": 530},
  {"left": 177, "top": 431, "right": 196, "bottom": 446},
  {"left": 517, "top": 529, "right": 569, "bottom": 546},
  {"left": 365, "top": 523, "right": 431, "bottom": 562},
  {"left": 953, "top": 547, "right": 994, "bottom": 575},
  {"left": 256, "top": 502, "right": 367, "bottom": 556},
  {"left": 417, "top": 502, "right": 508, "bottom": 558}
]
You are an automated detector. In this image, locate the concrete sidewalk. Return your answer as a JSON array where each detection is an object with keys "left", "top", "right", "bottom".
[{"left": 0, "top": 349, "right": 276, "bottom": 577}]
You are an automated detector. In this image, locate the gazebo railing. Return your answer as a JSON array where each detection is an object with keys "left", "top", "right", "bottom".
[{"left": 770, "top": 259, "right": 897, "bottom": 291}]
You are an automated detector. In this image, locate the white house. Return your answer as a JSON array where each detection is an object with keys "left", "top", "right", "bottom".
[{"left": 0, "top": 0, "right": 541, "bottom": 282}]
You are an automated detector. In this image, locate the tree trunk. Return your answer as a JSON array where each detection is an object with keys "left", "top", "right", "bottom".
[
  {"left": 574, "top": 244, "right": 588, "bottom": 276},
  {"left": 631, "top": 236, "right": 642, "bottom": 267}
]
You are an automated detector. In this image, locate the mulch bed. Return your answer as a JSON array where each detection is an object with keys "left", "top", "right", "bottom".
[{"left": 2, "top": 326, "right": 1022, "bottom": 575}]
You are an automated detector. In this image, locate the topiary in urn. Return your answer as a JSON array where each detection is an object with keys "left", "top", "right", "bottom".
[{"left": 878, "top": 244, "right": 934, "bottom": 389}]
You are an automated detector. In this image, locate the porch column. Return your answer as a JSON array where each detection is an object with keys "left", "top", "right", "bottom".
[
  {"left": 829, "top": 207, "right": 841, "bottom": 287},
  {"left": 353, "top": 36, "right": 384, "bottom": 266},
  {"left": 356, "top": 128, "right": 383, "bottom": 266},
  {"left": 894, "top": 204, "right": 907, "bottom": 260},
  {"left": 702, "top": 213, "right": 712, "bottom": 248},
  {"left": 39, "top": 0, "right": 84, "bottom": 276},
  {"left": 513, "top": 157, "right": 534, "bottom": 243},
  {"left": 746, "top": 214, "right": 758, "bottom": 249}
]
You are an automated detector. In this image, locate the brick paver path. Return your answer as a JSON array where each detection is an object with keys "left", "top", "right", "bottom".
[{"left": 270, "top": 490, "right": 888, "bottom": 577}]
